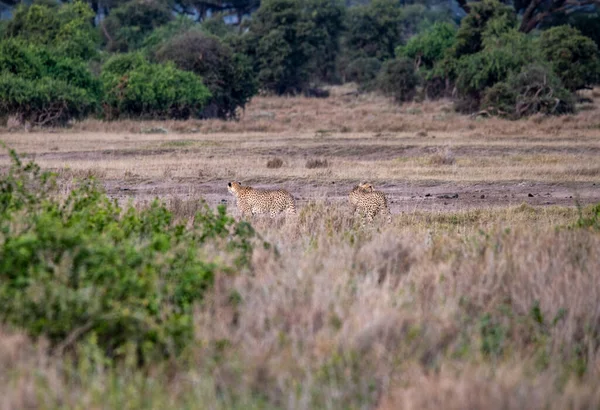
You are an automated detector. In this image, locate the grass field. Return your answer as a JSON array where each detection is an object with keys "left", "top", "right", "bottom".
[{"left": 1, "top": 87, "right": 600, "bottom": 409}]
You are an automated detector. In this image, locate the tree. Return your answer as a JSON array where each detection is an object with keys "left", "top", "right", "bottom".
[
  {"left": 398, "top": 21, "right": 456, "bottom": 70},
  {"left": 4, "top": 0, "right": 99, "bottom": 60},
  {"left": 453, "top": 0, "right": 516, "bottom": 58},
  {"left": 304, "top": 0, "right": 345, "bottom": 83},
  {"left": 102, "top": 0, "right": 173, "bottom": 52},
  {"left": 456, "top": 0, "right": 600, "bottom": 33},
  {"left": 539, "top": 25, "right": 600, "bottom": 91},
  {"left": 344, "top": 0, "right": 404, "bottom": 60},
  {"left": 100, "top": 53, "right": 212, "bottom": 119},
  {"left": 154, "top": 30, "right": 257, "bottom": 118},
  {"left": 376, "top": 57, "right": 419, "bottom": 103},
  {"left": 247, "top": 0, "right": 341, "bottom": 93}
]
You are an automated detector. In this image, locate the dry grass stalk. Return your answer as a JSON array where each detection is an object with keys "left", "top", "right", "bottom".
[{"left": 266, "top": 157, "right": 284, "bottom": 169}]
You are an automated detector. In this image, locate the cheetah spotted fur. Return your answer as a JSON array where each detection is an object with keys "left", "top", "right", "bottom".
[
  {"left": 349, "top": 182, "right": 392, "bottom": 223},
  {"left": 227, "top": 181, "right": 296, "bottom": 218}
]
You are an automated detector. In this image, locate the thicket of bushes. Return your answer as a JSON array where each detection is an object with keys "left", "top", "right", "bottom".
[
  {"left": 0, "top": 148, "right": 260, "bottom": 362},
  {"left": 0, "top": 0, "right": 599, "bottom": 125}
]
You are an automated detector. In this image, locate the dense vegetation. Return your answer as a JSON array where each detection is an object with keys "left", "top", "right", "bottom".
[
  {"left": 0, "top": 147, "right": 262, "bottom": 363},
  {"left": 0, "top": 0, "right": 599, "bottom": 125}
]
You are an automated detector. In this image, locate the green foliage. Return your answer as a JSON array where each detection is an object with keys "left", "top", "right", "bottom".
[
  {"left": 455, "top": 30, "right": 534, "bottom": 95},
  {"left": 376, "top": 57, "right": 419, "bottom": 103},
  {"left": 141, "top": 16, "right": 195, "bottom": 53},
  {"left": 0, "top": 149, "right": 259, "bottom": 362},
  {"left": 247, "top": 0, "right": 344, "bottom": 93},
  {"left": 573, "top": 203, "right": 600, "bottom": 231},
  {"left": 303, "top": 0, "right": 346, "bottom": 83},
  {"left": 4, "top": 0, "right": 99, "bottom": 60},
  {"left": 344, "top": 0, "right": 404, "bottom": 61},
  {"left": 103, "top": 0, "right": 173, "bottom": 52},
  {"left": 398, "top": 22, "right": 456, "bottom": 71},
  {"left": 343, "top": 57, "right": 381, "bottom": 91},
  {"left": 482, "top": 63, "right": 575, "bottom": 118},
  {"left": 453, "top": 0, "right": 516, "bottom": 58},
  {"left": 539, "top": 25, "right": 600, "bottom": 91},
  {"left": 0, "top": 73, "right": 97, "bottom": 126},
  {"left": 154, "top": 30, "right": 257, "bottom": 119},
  {"left": 100, "top": 53, "right": 211, "bottom": 120},
  {"left": 0, "top": 40, "right": 100, "bottom": 126}
]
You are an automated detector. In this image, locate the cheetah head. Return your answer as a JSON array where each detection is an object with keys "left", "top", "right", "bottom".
[
  {"left": 358, "top": 182, "right": 374, "bottom": 192},
  {"left": 227, "top": 181, "right": 243, "bottom": 195}
]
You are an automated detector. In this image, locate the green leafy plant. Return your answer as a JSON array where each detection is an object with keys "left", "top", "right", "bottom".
[
  {"left": 100, "top": 53, "right": 211, "bottom": 120},
  {"left": 376, "top": 57, "right": 419, "bottom": 103},
  {"left": 539, "top": 25, "right": 600, "bottom": 91},
  {"left": 154, "top": 30, "right": 257, "bottom": 119},
  {"left": 0, "top": 147, "right": 260, "bottom": 363},
  {"left": 482, "top": 63, "right": 574, "bottom": 118}
]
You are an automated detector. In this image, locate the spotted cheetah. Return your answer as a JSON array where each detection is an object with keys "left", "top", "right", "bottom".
[
  {"left": 349, "top": 182, "right": 392, "bottom": 223},
  {"left": 227, "top": 181, "right": 296, "bottom": 218}
]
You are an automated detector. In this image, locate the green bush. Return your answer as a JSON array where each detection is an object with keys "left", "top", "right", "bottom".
[
  {"left": 482, "top": 64, "right": 575, "bottom": 118},
  {"left": 376, "top": 57, "right": 419, "bottom": 103},
  {"left": 397, "top": 22, "right": 457, "bottom": 71},
  {"left": 154, "top": 30, "right": 257, "bottom": 119},
  {"left": 0, "top": 73, "right": 97, "bottom": 126},
  {"left": 454, "top": 30, "right": 537, "bottom": 111},
  {"left": 0, "top": 149, "right": 260, "bottom": 362},
  {"left": 344, "top": 57, "right": 382, "bottom": 91},
  {"left": 0, "top": 39, "right": 101, "bottom": 125},
  {"left": 4, "top": 1, "right": 99, "bottom": 60},
  {"left": 101, "top": 54, "right": 211, "bottom": 120},
  {"left": 539, "top": 25, "right": 600, "bottom": 91}
]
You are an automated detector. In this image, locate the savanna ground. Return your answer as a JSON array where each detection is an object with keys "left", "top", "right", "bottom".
[{"left": 1, "top": 86, "right": 600, "bottom": 409}]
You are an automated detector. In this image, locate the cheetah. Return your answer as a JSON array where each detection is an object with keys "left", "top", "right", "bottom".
[
  {"left": 227, "top": 181, "right": 296, "bottom": 219},
  {"left": 349, "top": 182, "right": 392, "bottom": 223}
]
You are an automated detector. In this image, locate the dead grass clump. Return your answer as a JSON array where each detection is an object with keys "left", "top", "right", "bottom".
[
  {"left": 266, "top": 157, "right": 283, "bottom": 169},
  {"left": 305, "top": 158, "right": 329, "bottom": 169},
  {"left": 428, "top": 147, "right": 455, "bottom": 165}
]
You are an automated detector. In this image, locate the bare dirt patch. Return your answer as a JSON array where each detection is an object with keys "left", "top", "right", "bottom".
[{"left": 1, "top": 89, "right": 599, "bottom": 214}]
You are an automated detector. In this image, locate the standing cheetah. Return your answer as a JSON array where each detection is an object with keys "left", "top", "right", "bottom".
[
  {"left": 349, "top": 182, "right": 392, "bottom": 223},
  {"left": 227, "top": 181, "right": 296, "bottom": 218}
]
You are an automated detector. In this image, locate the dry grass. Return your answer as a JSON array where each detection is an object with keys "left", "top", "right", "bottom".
[
  {"left": 1, "top": 86, "right": 600, "bottom": 409},
  {"left": 0, "top": 204, "right": 599, "bottom": 409},
  {"left": 305, "top": 158, "right": 329, "bottom": 169},
  {"left": 266, "top": 157, "right": 284, "bottom": 169}
]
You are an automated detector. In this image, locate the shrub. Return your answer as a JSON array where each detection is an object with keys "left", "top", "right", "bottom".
[
  {"left": 0, "top": 149, "right": 260, "bottom": 363},
  {"left": 0, "top": 73, "right": 97, "bottom": 126},
  {"left": 154, "top": 30, "right": 257, "bottom": 119},
  {"left": 4, "top": 1, "right": 99, "bottom": 60},
  {"left": 306, "top": 158, "right": 329, "bottom": 168},
  {"left": 454, "top": 30, "right": 536, "bottom": 111},
  {"left": 482, "top": 64, "right": 575, "bottom": 118},
  {"left": 539, "top": 25, "right": 600, "bottom": 91},
  {"left": 397, "top": 22, "right": 457, "bottom": 71},
  {"left": 376, "top": 57, "right": 419, "bottom": 103},
  {"left": 266, "top": 157, "right": 284, "bottom": 168},
  {"left": 343, "top": 57, "right": 382, "bottom": 91},
  {"left": 100, "top": 54, "right": 211, "bottom": 120},
  {"left": 0, "top": 40, "right": 101, "bottom": 125}
]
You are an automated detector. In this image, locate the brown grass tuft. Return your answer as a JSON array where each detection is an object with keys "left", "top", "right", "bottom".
[
  {"left": 305, "top": 158, "right": 329, "bottom": 169},
  {"left": 266, "top": 157, "right": 283, "bottom": 169},
  {"left": 428, "top": 147, "right": 456, "bottom": 165}
]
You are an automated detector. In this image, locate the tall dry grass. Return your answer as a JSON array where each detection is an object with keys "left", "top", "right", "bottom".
[{"left": 1, "top": 203, "right": 599, "bottom": 409}]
